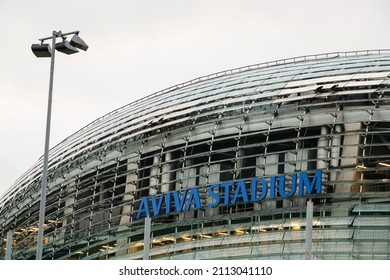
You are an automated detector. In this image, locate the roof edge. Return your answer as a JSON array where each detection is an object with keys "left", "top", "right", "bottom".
[{"left": 55, "top": 49, "right": 390, "bottom": 148}]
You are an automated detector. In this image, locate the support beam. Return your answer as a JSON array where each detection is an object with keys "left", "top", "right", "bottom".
[
  {"left": 305, "top": 199, "right": 313, "bottom": 260},
  {"left": 5, "top": 230, "right": 12, "bottom": 260},
  {"left": 143, "top": 217, "right": 151, "bottom": 260}
]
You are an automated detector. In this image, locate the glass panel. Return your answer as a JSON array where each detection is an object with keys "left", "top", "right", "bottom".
[
  {"left": 251, "top": 231, "right": 284, "bottom": 242},
  {"left": 221, "top": 235, "right": 252, "bottom": 245},
  {"left": 353, "top": 204, "right": 390, "bottom": 212},
  {"left": 316, "top": 216, "right": 354, "bottom": 226},
  {"left": 284, "top": 231, "right": 305, "bottom": 241},
  {"left": 252, "top": 219, "right": 284, "bottom": 230},
  {"left": 353, "top": 217, "right": 390, "bottom": 226},
  {"left": 312, "top": 241, "right": 353, "bottom": 253},
  {"left": 354, "top": 229, "right": 390, "bottom": 239},
  {"left": 313, "top": 229, "right": 353, "bottom": 239},
  {"left": 251, "top": 244, "right": 283, "bottom": 255}
]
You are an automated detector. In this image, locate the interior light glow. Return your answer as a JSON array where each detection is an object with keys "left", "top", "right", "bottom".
[
  {"left": 355, "top": 165, "right": 367, "bottom": 169},
  {"left": 182, "top": 236, "right": 192, "bottom": 241},
  {"left": 292, "top": 225, "right": 301, "bottom": 230}
]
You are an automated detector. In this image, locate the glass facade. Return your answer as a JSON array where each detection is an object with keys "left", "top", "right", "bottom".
[{"left": 1, "top": 50, "right": 390, "bottom": 259}]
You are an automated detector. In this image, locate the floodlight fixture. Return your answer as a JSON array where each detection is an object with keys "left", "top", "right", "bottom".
[
  {"left": 69, "top": 34, "right": 89, "bottom": 51},
  {"left": 55, "top": 40, "right": 79, "bottom": 55},
  {"left": 31, "top": 43, "right": 52, "bottom": 57}
]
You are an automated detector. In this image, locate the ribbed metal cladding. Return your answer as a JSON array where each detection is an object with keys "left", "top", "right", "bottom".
[{"left": 2, "top": 50, "right": 390, "bottom": 259}]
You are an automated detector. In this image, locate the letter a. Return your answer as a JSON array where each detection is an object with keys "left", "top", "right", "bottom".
[
  {"left": 136, "top": 196, "right": 150, "bottom": 219},
  {"left": 186, "top": 188, "right": 201, "bottom": 211}
]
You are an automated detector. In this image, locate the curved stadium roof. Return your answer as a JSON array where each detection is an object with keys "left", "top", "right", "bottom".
[{"left": 2, "top": 49, "right": 390, "bottom": 213}]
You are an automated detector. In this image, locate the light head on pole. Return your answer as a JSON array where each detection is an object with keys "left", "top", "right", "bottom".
[
  {"left": 69, "top": 34, "right": 89, "bottom": 51},
  {"left": 31, "top": 43, "right": 52, "bottom": 57},
  {"left": 55, "top": 40, "right": 79, "bottom": 55}
]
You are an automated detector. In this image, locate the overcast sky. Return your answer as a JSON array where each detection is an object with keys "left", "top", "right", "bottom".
[{"left": 0, "top": 0, "right": 389, "bottom": 197}]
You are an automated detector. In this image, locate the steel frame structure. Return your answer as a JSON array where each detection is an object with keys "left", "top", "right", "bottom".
[{"left": 2, "top": 50, "right": 390, "bottom": 259}]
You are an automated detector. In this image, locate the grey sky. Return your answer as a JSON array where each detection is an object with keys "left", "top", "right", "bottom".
[{"left": 0, "top": 0, "right": 389, "bottom": 197}]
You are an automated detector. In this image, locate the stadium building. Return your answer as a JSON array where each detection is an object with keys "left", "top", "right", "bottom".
[{"left": 1, "top": 50, "right": 390, "bottom": 260}]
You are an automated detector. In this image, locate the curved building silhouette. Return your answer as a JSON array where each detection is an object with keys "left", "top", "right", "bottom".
[{"left": 2, "top": 50, "right": 390, "bottom": 259}]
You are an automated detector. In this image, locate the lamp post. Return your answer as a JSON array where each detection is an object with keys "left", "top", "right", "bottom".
[{"left": 31, "top": 30, "right": 88, "bottom": 260}]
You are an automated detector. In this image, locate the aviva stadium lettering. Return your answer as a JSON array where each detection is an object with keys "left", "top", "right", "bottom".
[{"left": 136, "top": 170, "right": 322, "bottom": 219}]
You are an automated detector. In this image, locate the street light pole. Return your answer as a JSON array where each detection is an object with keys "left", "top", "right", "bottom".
[
  {"left": 36, "top": 31, "right": 57, "bottom": 260},
  {"left": 32, "top": 30, "right": 88, "bottom": 260}
]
